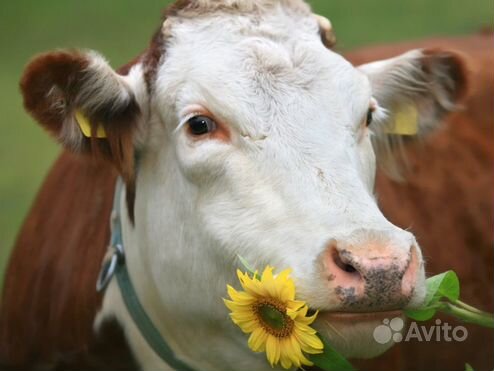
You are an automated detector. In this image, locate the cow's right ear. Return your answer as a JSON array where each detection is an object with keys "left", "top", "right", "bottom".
[{"left": 20, "top": 50, "right": 147, "bottom": 181}]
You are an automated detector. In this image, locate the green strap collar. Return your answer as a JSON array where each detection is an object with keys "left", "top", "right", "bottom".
[{"left": 97, "top": 178, "right": 197, "bottom": 371}]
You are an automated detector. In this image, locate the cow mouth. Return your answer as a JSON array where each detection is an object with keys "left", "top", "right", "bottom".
[
  {"left": 311, "top": 309, "right": 405, "bottom": 359},
  {"left": 316, "top": 310, "right": 403, "bottom": 322}
]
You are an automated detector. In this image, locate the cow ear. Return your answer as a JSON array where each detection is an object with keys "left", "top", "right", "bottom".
[
  {"left": 20, "top": 50, "right": 146, "bottom": 182},
  {"left": 358, "top": 49, "right": 469, "bottom": 178}
]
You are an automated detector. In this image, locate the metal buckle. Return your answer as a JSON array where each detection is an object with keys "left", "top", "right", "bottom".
[{"left": 96, "top": 244, "right": 125, "bottom": 292}]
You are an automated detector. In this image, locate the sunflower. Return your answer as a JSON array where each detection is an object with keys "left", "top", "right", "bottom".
[{"left": 224, "top": 266, "right": 323, "bottom": 369}]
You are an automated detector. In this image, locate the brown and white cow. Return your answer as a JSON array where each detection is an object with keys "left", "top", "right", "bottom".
[{"left": 2, "top": 1, "right": 489, "bottom": 370}]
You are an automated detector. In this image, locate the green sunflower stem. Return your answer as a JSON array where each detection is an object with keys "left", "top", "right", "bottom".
[
  {"left": 438, "top": 302, "right": 494, "bottom": 328},
  {"left": 453, "top": 300, "right": 492, "bottom": 317}
]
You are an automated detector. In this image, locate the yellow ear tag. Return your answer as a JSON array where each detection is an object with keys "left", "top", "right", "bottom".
[
  {"left": 75, "top": 110, "right": 107, "bottom": 138},
  {"left": 386, "top": 104, "right": 419, "bottom": 136}
]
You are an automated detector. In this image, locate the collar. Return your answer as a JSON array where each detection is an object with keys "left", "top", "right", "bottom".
[{"left": 96, "top": 177, "right": 197, "bottom": 371}]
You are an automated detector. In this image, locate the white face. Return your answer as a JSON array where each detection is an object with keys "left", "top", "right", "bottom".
[{"left": 124, "top": 6, "right": 426, "bottom": 365}]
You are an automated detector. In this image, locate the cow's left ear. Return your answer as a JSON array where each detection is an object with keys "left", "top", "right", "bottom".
[
  {"left": 358, "top": 49, "right": 469, "bottom": 176},
  {"left": 20, "top": 50, "right": 147, "bottom": 182}
]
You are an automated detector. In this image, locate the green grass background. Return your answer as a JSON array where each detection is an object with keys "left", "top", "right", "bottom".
[{"left": 0, "top": 0, "right": 492, "bottom": 288}]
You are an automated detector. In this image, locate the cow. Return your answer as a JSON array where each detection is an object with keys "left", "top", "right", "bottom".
[{"left": 1, "top": 1, "right": 490, "bottom": 370}]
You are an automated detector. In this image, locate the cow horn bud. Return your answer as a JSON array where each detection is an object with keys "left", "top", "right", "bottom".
[{"left": 314, "top": 14, "right": 336, "bottom": 48}]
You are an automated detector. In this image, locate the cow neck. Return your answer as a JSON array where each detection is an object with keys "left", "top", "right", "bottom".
[{"left": 96, "top": 177, "right": 197, "bottom": 371}]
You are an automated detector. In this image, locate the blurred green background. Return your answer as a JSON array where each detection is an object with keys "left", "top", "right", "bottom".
[{"left": 0, "top": 0, "right": 492, "bottom": 288}]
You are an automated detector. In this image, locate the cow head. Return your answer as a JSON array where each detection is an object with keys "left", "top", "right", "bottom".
[{"left": 20, "top": 0, "right": 467, "bottom": 369}]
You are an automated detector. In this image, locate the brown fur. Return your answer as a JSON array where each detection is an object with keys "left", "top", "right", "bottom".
[
  {"left": 143, "top": 27, "right": 166, "bottom": 92},
  {"left": 20, "top": 51, "right": 89, "bottom": 136},
  {"left": 20, "top": 51, "right": 141, "bottom": 221},
  {"left": 142, "top": 0, "right": 194, "bottom": 91},
  {"left": 0, "top": 152, "right": 135, "bottom": 370},
  {"left": 0, "top": 29, "right": 492, "bottom": 371},
  {"left": 421, "top": 48, "right": 470, "bottom": 103}
]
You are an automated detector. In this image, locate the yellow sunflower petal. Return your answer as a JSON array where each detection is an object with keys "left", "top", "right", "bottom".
[
  {"left": 260, "top": 266, "right": 279, "bottom": 298},
  {"left": 294, "top": 320, "right": 318, "bottom": 335},
  {"left": 295, "top": 329, "right": 324, "bottom": 353},
  {"left": 290, "top": 335, "right": 313, "bottom": 367},
  {"left": 286, "top": 307, "right": 301, "bottom": 319},
  {"left": 303, "top": 315, "right": 318, "bottom": 325},
  {"left": 295, "top": 309, "right": 318, "bottom": 325},
  {"left": 225, "top": 264, "right": 323, "bottom": 370},
  {"left": 287, "top": 300, "right": 306, "bottom": 312},
  {"left": 224, "top": 303, "right": 253, "bottom": 315},
  {"left": 279, "top": 338, "right": 294, "bottom": 369},
  {"left": 236, "top": 270, "right": 250, "bottom": 290},
  {"left": 287, "top": 337, "right": 302, "bottom": 368},
  {"left": 295, "top": 305, "right": 309, "bottom": 317},
  {"left": 223, "top": 299, "right": 239, "bottom": 312},
  {"left": 276, "top": 271, "right": 295, "bottom": 302},
  {"left": 261, "top": 266, "right": 274, "bottom": 281},
  {"left": 227, "top": 285, "right": 257, "bottom": 304},
  {"left": 248, "top": 327, "right": 268, "bottom": 352},
  {"left": 234, "top": 319, "right": 259, "bottom": 334},
  {"left": 280, "top": 355, "right": 292, "bottom": 370},
  {"left": 274, "top": 268, "right": 292, "bottom": 282},
  {"left": 265, "top": 335, "right": 282, "bottom": 367},
  {"left": 299, "top": 353, "right": 314, "bottom": 366},
  {"left": 238, "top": 272, "right": 270, "bottom": 298},
  {"left": 223, "top": 297, "right": 254, "bottom": 311},
  {"left": 230, "top": 311, "right": 256, "bottom": 322},
  {"left": 237, "top": 270, "right": 258, "bottom": 292},
  {"left": 274, "top": 269, "right": 294, "bottom": 301}
]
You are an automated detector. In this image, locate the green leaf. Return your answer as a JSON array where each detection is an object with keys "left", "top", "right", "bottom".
[
  {"left": 465, "top": 363, "right": 475, "bottom": 371},
  {"left": 436, "top": 271, "right": 460, "bottom": 301},
  {"left": 424, "top": 271, "right": 460, "bottom": 305},
  {"left": 406, "top": 271, "right": 460, "bottom": 322},
  {"left": 310, "top": 335, "right": 355, "bottom": 371},
  {"left": 405, "top": 307, "right": 437, "bottom": 321}
]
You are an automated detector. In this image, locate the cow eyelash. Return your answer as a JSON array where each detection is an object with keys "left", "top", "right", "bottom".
[
  {"left": 366, "top": 108, "right": 374, "bottom": 127},
  {"left": 365, "top": 103, "right": 388, "bottom": 131},
  {"left": 175, "top": 112, "right": 203, "bottom": 134}
]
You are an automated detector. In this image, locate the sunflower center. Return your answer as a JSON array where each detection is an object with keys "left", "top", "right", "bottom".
[{"left": 253, "top": 298, "right": 294, "bottom": 338}]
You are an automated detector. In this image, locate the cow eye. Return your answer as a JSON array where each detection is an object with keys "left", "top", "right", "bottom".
[
  {"left": 366, "top": 108, "right": 373, "bottom": 127},
  {"left": 187, "top": 115, "right": 216, "bottom": 135}
]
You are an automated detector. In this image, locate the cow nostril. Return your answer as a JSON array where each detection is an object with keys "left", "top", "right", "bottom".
[
  {"left": 342, "top": 264, "right": 357, "bottom": 273},
  {"left": 331, "top": 247, "right": 359, "bottom": 275}
]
